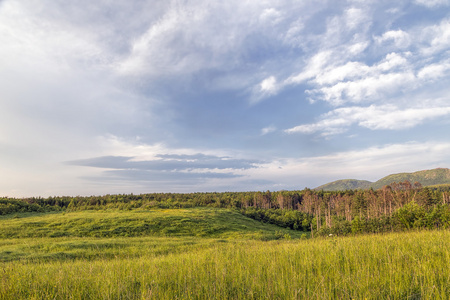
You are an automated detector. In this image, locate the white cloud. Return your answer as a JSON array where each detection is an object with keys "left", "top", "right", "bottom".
[
  {"left": 116, "top": 5, "right": 208, "bottom": 76},
  {"left": 310, "top": 71, "right": 415, "bottom": 105},
  {"left": 415, "top": 0, "right": 450, "bottom": 8},
  {"left": 420, "top": 18, "right": 450, "bottom": 55},
  {"left": 313, "top": 61, "right": 370, "bottom": 86},
  {"left": 375, "top": 30, "right": 411, "bottom": 49},
  {"left": 344, "top": 8, "right": 366, "bottom": 30},
  {"left": 358, "top": 106, "right": 450, "bottom": 130},
  {"left": 283, "top": 19, "right": 305, "bottom": 46},
  {"left": 260, "top": 76, "right": 278, "bottom": 94},
  {"left": 286, "top": 50, "right": 333, "bottom": 84},
  {"left": 96, "top": 135, "right": 168, "bottom": 162},
  {"left": 0, "top": 1, "right": 109, "bottom": 74},
  {"left": 376, "top": 52, "right": 409, "bottom": 71},
  {"left": 259, "top": 8, "right": 282, "bottom": 24},
  {"left": 285, "top": 105, "right": 450, "bottom": 135},
  {"left": 285, "top": 115, "right": 350, "bottom": 135},
  {"left": 114, "top": 1, "right": 303, "bottom": 79},
  {"left": 261, "top": 126, "right": 276, "bottom": 135},
  {"left": 417, "top": 62, "right": 450, "bottom": 80},
  {"left": 347, "top": 41, "right": 369, "bottom": 55},
  {"left": 258, "top": 11, "right": 449, "bottom": 109},
  {"left": 303, "top": 52, "right": 415, "bottom": 105},
  {"left": 248, "top": 141, "right": 450, "bottom": 187},
  {"left": 250, "top": 75, "right": 283, "bottom": 103},
  {"left": 315, "top": 5, "right": 371, "bottom": 51}
]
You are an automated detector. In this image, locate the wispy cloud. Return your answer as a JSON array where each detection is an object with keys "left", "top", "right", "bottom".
[
  {"left": 249, "top": 141, "right": 450, "bottom": 188},
  {"left": 274, "top": 9, "right": 450, "bottom": 137},
  {"left": 261, "top": 126, "right": 277, "bottom": 136},
  {"left": 285, "top": 104, "right": 450, "bottom": 135},
  {"left": 414, "top": 0, "right": 450, "bottom": 8},
  {"left": 304, "top": 52, "right": 414, "bottom": 105},
  {"left": 419, "top": 18, "right": 450, "bottom": 55},
  {"left": 375, "top": 30, "right": 411, "bottom": 49},
  {"left": 64, "top": 135, "right": 262, "bottom": 189},
  {"left": 68, "top": 154, "right": 259, "bottom": 172},
  {"left": 2, "top": 0, "right": 450, "bottom": 196}
]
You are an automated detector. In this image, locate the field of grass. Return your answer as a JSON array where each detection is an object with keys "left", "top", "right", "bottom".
[
  {"left": 1, "top": 208, "right": 450, "bottom": 299},
  {"left": 0, "top": 208, "right": 301, "bottom": 240}
]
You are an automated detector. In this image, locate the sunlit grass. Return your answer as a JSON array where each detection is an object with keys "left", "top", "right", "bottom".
[
  {"left": 2, "top": 231, "right": 450, "bottom": 299},
  {"left": 1, "top": 209, "right": 450, "bottom": 299},
  {"left": 0, "top": 208, "right": 302, "bottom": 239}
]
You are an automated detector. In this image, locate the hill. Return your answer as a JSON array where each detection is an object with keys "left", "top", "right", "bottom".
[
  {"left": 315, "top": 168, "right": 450, "bottom": 191},
  {"left": 370, "top": 168, "right": 450, "bottom": 189},
  {"left": 314, "top": 179, "right": 372, "bottom": 191},
  {"left": 0, "top": 208, "right": 301, "bottom": 241}
]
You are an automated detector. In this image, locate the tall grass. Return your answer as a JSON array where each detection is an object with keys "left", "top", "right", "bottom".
[{"left": 2, "top": 230, "right": 450, "bottom": 299}]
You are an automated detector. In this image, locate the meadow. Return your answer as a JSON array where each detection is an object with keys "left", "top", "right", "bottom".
[{"left": 1, "top": 207, "right": 450, "bottom": 299}]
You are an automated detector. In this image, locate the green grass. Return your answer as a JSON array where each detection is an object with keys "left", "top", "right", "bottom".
[
  {"left": 1, "top": 231, "right": 450, "bottom": 299},
  {"left": 1, "top": 208, "right": 450, "bottom": 299},
  {"left": 0, "top": 208, "right": 301, "bottom": 263},
  {"left": 0, "top": 208, "right": 301, "bottom": 240},
  {"left": 0, "top": 236, "right": 216, "bottom": 262}
]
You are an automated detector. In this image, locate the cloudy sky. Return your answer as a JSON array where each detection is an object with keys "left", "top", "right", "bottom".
[{"left": 1, "top": 0, "right": 450, "bottom": 197}]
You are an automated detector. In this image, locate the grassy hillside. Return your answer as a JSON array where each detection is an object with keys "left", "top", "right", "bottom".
[
  {"left": 0, "top": 208, "right": 304, "bottom": 264},
  {"left": 315, "top": 168, "right": 450, "bottom": 191},
  {"left": 0, "top": 208, "right": 301, "bottom": 241},
  {"left": 314, "top": 179, "right": 372, "bottom": 191}
]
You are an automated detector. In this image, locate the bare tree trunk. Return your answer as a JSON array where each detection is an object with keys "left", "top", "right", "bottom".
[
  {"left": 328, "top": 205, "right": 331, "bottom": 228},
  {"left": 317, "top": 205, "right": 320, "bottom": 230},
  {"left": 389, "top": 200, "right": 392, "bottom": 215}
]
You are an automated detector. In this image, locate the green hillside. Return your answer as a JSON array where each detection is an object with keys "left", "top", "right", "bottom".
[
  {"left": 370, "top": 168, "right": 450, "bottom": 189},
  {"left": 314, "top": 179, "right": 372, "bottom": 191},
  {"left": 315, "top": 168, "right": 450, "bottom": 191},
  {"left": 0, "top": 208, "right": 303, "bottom": 263},
  {"left": 0, "top": 208, "right": 301, "bottom": 240}
]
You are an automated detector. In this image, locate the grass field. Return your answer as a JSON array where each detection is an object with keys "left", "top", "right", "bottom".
[
  {"left": 1, "top": 208, "right": 450, "bottom": 299},
  {"left": 0, "top": 207, "right": 301, "bottom": 239}
]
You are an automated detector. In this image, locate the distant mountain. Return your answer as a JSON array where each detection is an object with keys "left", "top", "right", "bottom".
[
  {"left": 315, "top": 168, "right": 450, "bottom": 191},
  {"left": 314, "top": 179, "right": 372, "bottom": 191},
  {"left": 370, "top": 168, "right": 450, "bottom": 190}
]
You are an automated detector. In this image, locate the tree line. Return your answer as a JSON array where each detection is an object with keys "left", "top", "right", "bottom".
[{"left": 2, "top": 181, "right": 450, "bottom": 236}]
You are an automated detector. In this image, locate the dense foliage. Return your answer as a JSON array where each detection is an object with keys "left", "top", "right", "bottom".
[{"left": 2, "top": 182, "right": 450, "bottom": 236}]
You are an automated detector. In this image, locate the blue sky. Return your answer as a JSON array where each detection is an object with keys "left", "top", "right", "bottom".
[{"left": 1, "top": 0, "right": 450, "bottom": 197}]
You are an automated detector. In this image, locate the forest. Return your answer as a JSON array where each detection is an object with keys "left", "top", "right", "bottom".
[{"left": 2, "top": 180, "right": 450, "bottom": 237}]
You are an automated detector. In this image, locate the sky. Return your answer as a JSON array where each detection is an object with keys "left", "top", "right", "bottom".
[{"left": 1, "top": 0, "right": 450, "bottom": 197}]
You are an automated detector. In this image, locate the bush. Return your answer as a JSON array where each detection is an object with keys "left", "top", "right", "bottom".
[{"left": 393, "top": 201, "right": 425, "bottom": 230}]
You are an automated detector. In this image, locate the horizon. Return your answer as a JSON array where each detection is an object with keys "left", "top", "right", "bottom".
[
  {"left": 5, "top": 166, "right": 450, "bottom": 199},
  {"left": 1, "top": 0, "right": 450, "bottom": 197},
  {"left": 319, "top": 166, "right": 450, "bottom": 183}
]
